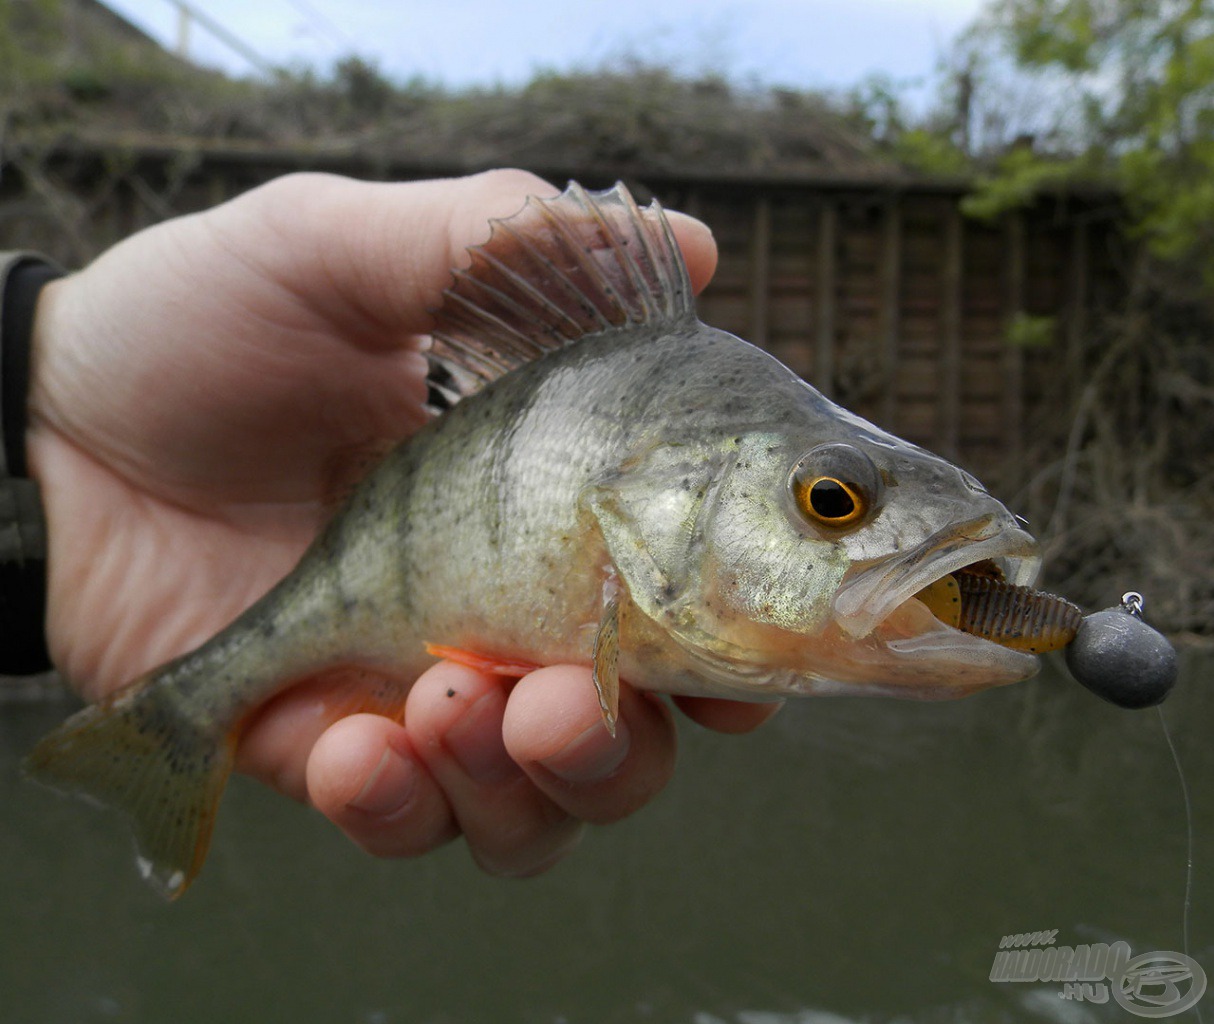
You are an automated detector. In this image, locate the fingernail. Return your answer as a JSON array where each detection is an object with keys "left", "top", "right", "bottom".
[
  {"left": 444, "top": 692, "right": 520, "bottom": 784},
  {"left": 348, "top": 742, "right": 417, "bottom": 819},
  {"left": 539, "top": 717, "right": 631, "bottom": 783}
]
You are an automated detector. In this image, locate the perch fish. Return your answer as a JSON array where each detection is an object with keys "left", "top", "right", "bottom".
[{"left": 27, "top": 182, "right": 1081, "bottom": 897}]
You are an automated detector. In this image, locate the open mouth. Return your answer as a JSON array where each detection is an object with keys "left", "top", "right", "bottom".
[{"left": 833, "top": 516, "right": 1080, "bottom": 657}]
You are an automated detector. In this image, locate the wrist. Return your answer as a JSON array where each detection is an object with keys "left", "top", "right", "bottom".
[{"left": 1, "top": 253, "right": 64, "bottom": 674}]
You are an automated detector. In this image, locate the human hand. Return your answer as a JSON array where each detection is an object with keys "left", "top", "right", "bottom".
[{"left": 26, "top": 169, "right": 780, "bottom": 875}]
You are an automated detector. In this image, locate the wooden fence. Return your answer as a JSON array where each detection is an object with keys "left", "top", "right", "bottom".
[
  {"left": 0, "top": 136, "right": 1127, "bottom": 486},
  {"left": 675, "top": 182, "right": 1126, "bottom": 490}
]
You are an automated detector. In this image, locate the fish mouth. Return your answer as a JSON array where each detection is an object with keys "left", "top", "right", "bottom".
[{"left": 833, "top": 515, "right": 1081, "bottom": 679}]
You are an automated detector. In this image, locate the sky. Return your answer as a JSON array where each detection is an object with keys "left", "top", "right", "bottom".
[{"left": 102, "top": 0, "right": 989, "bottom": 96}]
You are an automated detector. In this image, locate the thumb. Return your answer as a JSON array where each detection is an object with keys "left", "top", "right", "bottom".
[{"left": 218, "top": 169, "right": 718, "bottom": 342}]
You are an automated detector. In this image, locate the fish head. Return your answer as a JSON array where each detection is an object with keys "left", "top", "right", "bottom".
[{"left": 589, "top": 384, "right": 1044, "bottom": 701}]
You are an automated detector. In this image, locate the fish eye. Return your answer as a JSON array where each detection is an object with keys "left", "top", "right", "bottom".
[
  {"left": 789, "top": 444, "right": 881, "bottom": 531},
  {"left": 799, "top": 476, "right": 865, "bottom": 524}
]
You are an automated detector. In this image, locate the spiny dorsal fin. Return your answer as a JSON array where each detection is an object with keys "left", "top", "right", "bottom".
[{"left": 429, "top": 181, "right": 695, "bottom": 395}]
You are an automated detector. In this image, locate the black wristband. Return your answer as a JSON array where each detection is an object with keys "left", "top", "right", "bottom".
[
  {"left": 2, "top": 260, "right": 60, "bottom": 476},
  {"left": 1, "top": 257, "right": 61, "bottom": 674},
  {"left": 0, "top": 478, "right": 51, "bottom": 673}
]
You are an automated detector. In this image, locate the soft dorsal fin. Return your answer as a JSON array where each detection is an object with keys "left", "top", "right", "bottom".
[{"left": 429, "top": 181, "right": 695, "bottom": 395}]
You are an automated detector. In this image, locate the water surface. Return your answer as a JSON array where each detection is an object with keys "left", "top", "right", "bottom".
[{"left": 3, "top": 655, "right": 1210, "bottom": 1023}]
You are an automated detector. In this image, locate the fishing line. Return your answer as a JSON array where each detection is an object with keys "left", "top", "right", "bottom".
[{"left": 1157, "top": 702, "right": 1203, "bottom": 1024}]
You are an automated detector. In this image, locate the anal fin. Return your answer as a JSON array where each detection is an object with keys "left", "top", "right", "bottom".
[{"left": 424, "top": 643, "right": 541, "bottom": 678}]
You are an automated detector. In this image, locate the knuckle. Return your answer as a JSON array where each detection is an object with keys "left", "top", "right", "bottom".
[{"left": 467, "top": 167, "right": 554, "bottom": 199}]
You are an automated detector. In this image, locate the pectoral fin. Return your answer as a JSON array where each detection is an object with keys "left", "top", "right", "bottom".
[{"left": 592, "top": 595, "right": 621, "bottom": 736}]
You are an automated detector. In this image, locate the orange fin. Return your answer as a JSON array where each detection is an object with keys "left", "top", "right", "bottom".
[
  {"left": 24, "top": 677, "right": 234, "bottom": 901},
  {"left": 425, "top": 643, "right": 540, "bottom": 678}
]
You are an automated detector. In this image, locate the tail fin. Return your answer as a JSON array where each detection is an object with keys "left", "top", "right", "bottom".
[{"left": 24, "top": 679, "right": 235, "bottom": 900}]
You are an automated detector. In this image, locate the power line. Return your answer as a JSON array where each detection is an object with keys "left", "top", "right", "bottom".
[
  {"left": 285, "top": 0, "right": 357, "bottom": 55},
  {"left": 163, "top": 0, "right": 275, "bottom": 75}
]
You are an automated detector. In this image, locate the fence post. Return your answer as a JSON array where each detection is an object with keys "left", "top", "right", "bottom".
[
  {"left": 749, "top": 195, "right": 771, "bottom": 350},
  {"left": 815, "top": 199, "right": 837, "bottom": 397},
  {"left": 1003, "top": 211, "right": 1026, "bottom": 488},
  {"left": 940, "top": 203, "right": 963, "bottom": 461},
  {"left": 1066, "top": 217, "right": 1089, "bottom": 410},
  {"left": 879, "top": 198, "right": 902, "bottom": 431}
]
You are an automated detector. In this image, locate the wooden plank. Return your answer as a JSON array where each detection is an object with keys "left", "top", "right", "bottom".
[
  {"left": 1066, "top": 217, "right": 1089, "bottom": 408},
  {"left": 815, "top": 200, "right": 837, "bottom": 397},
  {"left": 749, "top": 196, "right": 771, "bottom": 349},
  {"left": 879, "top": 199, "right": 902, "bottom": 430},
  {"left": 681, "top": 187, "right": 703, "bottom": 224},
  {"left": 208, "top": 172, "right": 227, "bottom": 208},
  {"left": 940, "top": 204, "right": 963, "bottom": 460},
  {"left": 1002, "top": 211, "right": 1026, "bottom": 485}
]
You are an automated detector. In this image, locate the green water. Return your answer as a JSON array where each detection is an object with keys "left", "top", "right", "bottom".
[{"left": 2, "top": 656, "right": 1210, "bottom": 1023}]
